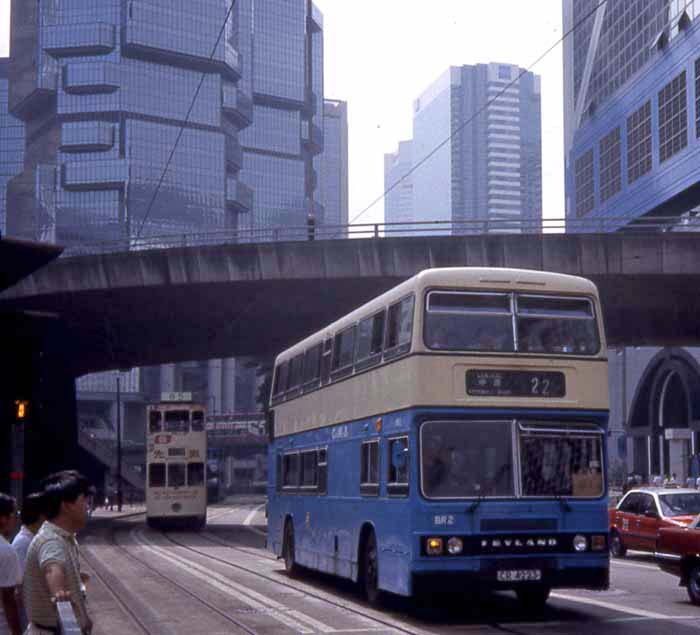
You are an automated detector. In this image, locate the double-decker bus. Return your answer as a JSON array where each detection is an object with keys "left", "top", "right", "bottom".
[
  {"left": 146, "top": 398, "right": 207, "bottom": 529},
  {"left": 267, "top": 267, "right": 609, "bottom": 606}
]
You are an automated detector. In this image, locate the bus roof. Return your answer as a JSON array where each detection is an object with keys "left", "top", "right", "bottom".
[{"left": 275, "top": 267, "right": 600, "bottom": 364}]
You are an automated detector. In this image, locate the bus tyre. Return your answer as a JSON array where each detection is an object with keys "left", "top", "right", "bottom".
[
  {"left": 687, "top": 565, "right": 700, "bottom": 605},
  {"left": 516, "top": 584, "right": 550, "bottom": 610},
  {"left": 283, "top": 521, "right": 299, "bottom": 577},
  {"left": 609, "top": 530, "right": 627, "bottom": 558},
  {"left": 362, "top": 531, "right": 383, "bottom": 606}
]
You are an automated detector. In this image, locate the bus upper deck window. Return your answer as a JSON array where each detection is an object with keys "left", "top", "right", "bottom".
[
  {"left": 516, "top": 295, "right": 599, "bottom": 355},
  {"left": 191, "top": 411, "right": 204, "bottom": 431},
  {"left": 149, "top": 411, "right": 162, "bottom": 433},
  {"left": 165, "top": 410, "right": 189, "bottom": 433},
  {"left": 385, "top": 295, "right": 415, "bottom": 357},
  {"left": 425, "top": 292, "right": 513, "bottom": 352}
]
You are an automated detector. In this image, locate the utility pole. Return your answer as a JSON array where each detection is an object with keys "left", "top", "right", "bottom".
[{"left": 116, "top": 374, "right": 123, "bottom": 512}]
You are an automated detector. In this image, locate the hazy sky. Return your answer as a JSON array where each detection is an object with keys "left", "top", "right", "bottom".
[{"left": 0, "top": 0, "right": 564, "bottom": 226}]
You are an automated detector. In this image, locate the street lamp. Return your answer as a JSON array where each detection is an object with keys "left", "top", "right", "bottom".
[{"left": 116, "top": 373, "right": 122, "bottom": 512}]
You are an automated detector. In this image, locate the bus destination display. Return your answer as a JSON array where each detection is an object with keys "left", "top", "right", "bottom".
[{"left": 466, "top": 370, "right": 565, "bottom": 398}]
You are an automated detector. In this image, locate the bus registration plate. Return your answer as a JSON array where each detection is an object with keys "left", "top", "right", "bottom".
[{"left": 497, "top": 569, "right": 542, "bottom": 582}]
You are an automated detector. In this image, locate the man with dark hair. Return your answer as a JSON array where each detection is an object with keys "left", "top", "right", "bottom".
[
  {"left": 12, "top": 493, "right": 47, "bottom": 631},
  {"left": 23, "top": 471, "right": 94, "bottom": 634},
  {"left": 0, "top": 493, "right": 21, "bottom": 635}
]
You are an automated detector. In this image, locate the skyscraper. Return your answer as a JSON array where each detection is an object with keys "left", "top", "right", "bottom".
[
  {"left": 320, "top": 99, "right": 348, "bottom": 236},
  {"left": 0, "top": 59, "right": 24, "bottom": 235},
  {"left": 6, "top": 0, "right": 253, "bottom": 246},
  {"left": 384, "top": 140, "right": 414, "bottom": 232},
  {"left": 401, "top": 64, "right": 542, "bottom": 234},
  {"left": 563, "top": 1, "right": 700, "bottom": 225},
  {"left": 238, "top": 0, "right": 324, "bottom": 239}
]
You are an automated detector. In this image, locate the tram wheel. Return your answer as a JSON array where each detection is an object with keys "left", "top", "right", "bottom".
[
  {"left": 283, "top": 521, "right": 299, "bottom": 577},
  {"left": 362, "top": 531, "right": 384, "bottom": 605},
  {"left": 609, "top": 530, "right": 627, "bottom": 558},
  {"left": 516, "top": 584, "right": 550, "bottom": 611}
]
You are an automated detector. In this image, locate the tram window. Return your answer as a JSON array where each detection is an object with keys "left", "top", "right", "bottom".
[
  {"left": 149, "top": 411, "right": 162, "bottom": 433},
  {"left": 332, "top": 325, "right": 356, "bottom": 375},
  {"left": 385, "top": 295, "right": 415, "bottom": 359},
  {"left": 187, "top": 462, "right": 205, "bottom": 486},
  {"left": 282, "top": 453, "right": 300, "bottom": 488},
  {"left": 168, "top": 463, "right": 186, "bottom": 487},
  {"left": 165, "top": 410, "right": 189, "bottom": 433},
  {"left": 149, "top": 463, "right": 165, "bottom": 487},
  {"left": 302, "top": 343, "right": 322, "bottom": 387},
  {"left": 318, "top": 448, "right": 328, "bottom": 495},
  {"left": 301, "top": 451, "right": 318, "bottom": 488},
  {"left": 388, "top": 437, "right": 409, "bottom": 496},
  {"left": 516, "top": 295, "right": 599, "bottom": 355},
  {"left": 361, "top": 440, "right": 380, "bottom": 496},
  {"left": 191, "top": 411, "right": 204, "bottom": 431},
  {"left": 356, "top": 311, "right": 385, "bottom": 369}
]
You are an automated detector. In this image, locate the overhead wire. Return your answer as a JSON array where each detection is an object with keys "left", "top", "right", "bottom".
[
  {"left": 349, "top": 0, "right": 609, "bottom": 225},
  {"left": 133, "top": 0, "right": 238, "bottom": 242}
]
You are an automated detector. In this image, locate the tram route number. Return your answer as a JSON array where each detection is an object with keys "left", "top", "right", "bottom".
[{"left": 466, "top": 370, "right": 565, "bottom": 398}]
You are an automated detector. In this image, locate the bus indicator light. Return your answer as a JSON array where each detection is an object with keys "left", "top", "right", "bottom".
[
  {"left": 375, "top": 418, "right": 382, "bottom": 432},
  {"left": 426, "top": 537, "right": 443, "bottom": 555},
  {"left": 15, "top": 400, "right": 28, "bottom": 420}
]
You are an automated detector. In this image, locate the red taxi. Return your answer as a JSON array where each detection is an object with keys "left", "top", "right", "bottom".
[{"left": 609, "top": 488, "right": 700, "bottom": 557}]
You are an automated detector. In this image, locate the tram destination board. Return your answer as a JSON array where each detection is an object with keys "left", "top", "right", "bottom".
[{"left": 466, "top": 369, "right": 565, "bottom": 398}]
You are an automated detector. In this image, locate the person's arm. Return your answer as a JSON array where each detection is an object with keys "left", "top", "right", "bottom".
[
  {"left": 44, "top": 562, "right": 72, "bottom": 602},
  {"left": 1, "top": 586, "right": 21, "bottom": 635}
]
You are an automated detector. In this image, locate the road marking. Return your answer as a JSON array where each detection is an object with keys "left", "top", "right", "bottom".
[
  {"left": 242, "top": 503, "right": 267, "bottom": 537},
  {"left": 610, "top": 560, "right": 658, "bottom": 571},
  {"left": 551, "top": 591, "right": 676, "bottom": 620},
  {"left": 133, "top": 529, "right": 330, "bottom": 633}
]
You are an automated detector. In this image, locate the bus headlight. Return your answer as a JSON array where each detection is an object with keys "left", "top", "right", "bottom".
[
  {"left": 447, "top": 537, "right": 463, "bottom": 555},
  {"left": 573, "top": 534, "right": 588, "bottom": 552},
  {"left": 426, "top": 537, "right": 443, "bottom": 555},
  {"left": 591, "top": 535, "right": 607, "bottom": 551}
]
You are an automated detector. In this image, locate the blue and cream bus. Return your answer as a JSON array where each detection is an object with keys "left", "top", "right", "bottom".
[{"left": 267, "top": 267, "right": 609, "bottom": 606}]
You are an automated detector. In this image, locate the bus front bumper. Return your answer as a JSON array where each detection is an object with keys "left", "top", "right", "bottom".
[{"left": 412, "top": 555, "right": 609, "bottom": 593}]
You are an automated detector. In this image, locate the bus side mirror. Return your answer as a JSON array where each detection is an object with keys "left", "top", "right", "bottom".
[{"left": 266, "top": 410, "right": 275, "bottom": 442}]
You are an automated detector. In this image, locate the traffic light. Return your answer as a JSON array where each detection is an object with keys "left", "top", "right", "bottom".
[{"left": 15, "top": 400, "right": 28, "bottom": 420}]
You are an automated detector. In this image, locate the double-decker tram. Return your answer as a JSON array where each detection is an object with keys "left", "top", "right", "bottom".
[
  {"left": 146, "top": 396, "right": 207, "bottom": 530},
  {"left": 267, "top": 267, "right": 609, "bottom": 606}
]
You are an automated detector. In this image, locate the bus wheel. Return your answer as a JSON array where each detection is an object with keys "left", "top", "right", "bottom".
[
  {"left": 362, "top": 531, "right": 383, "bottom": 605},
  {"left": 516, "top": 585, "right": 550, "bottom": 611},
  {"left": 283, "top": 521, "right": 299, "bottom": 577},
  {"left": 609, "top": 530, "right": 627, "bottom": 558}
]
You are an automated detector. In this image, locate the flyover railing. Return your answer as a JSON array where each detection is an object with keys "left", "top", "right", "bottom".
[{"left": 53, "top": 214, "right": 700, "bottom": 257}]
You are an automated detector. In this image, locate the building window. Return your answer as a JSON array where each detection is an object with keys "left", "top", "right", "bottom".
[
  {"left": 658, "top": 71, "right": 688, "bottom": 163},
  {"left": 695, "top": 58, "right": 700, "bottom": 138},
  {"left": 574, "top": 149, "right": 594, "bottom": 217},
  {"left": 599, "top": 127, "right": 621, "bottom": 203},
  {"left": 627, "top": 101, "right": 652, "bottom": 184}
]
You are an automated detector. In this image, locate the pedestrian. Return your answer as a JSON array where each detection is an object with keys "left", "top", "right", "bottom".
[
  {"left": 0, "top": 492, "right": 22, "bottom": 635},
  {"left": 11, "top": 492, "right": 46, "bottom": 632},
  {"left": 23, "top": 471, "right": 94, "bottom": 635}
]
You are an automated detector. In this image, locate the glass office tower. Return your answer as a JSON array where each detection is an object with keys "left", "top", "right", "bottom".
[
  {"left": 563, "top": 0, "right": 700, "bottom": 225},
  {"left": 0, "top": 59, "right": 24, "bottom": 235},
  {"left": 238, "top": 0, "right": 324, "bottom": 239},
  {"left": 400, "top": 64, "right": 542, "bottom": 235},
  {"left": 6, "top": 0, "right": 253, "bottom": 246},
  {"left": 319, "top": 99, "right": 348, "bottom": 237},
  {"left": 384, "top": 140, "right": 414, "bottom": 234}
]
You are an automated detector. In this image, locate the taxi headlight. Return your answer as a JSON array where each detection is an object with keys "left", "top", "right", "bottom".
[
  {"left": 573, "top": 534, "right": 588, "bottom": 552},
  {"left": 426, "top": 537, "right": 443, "bottom": 556},
  {"left": 447, "top": 537, "right": 463, "bottom": 555}
]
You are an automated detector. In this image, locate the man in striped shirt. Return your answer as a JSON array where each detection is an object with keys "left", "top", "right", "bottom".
[{"left": 23, "top": 472, "right": 93, "bottom": 635}]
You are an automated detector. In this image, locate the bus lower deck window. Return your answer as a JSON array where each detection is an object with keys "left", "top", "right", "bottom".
[
  {"left": 188, "top": 462, "right": 205, "bottom": 486},
  {"left": 149, "top": 463, "right": 165, "bottom": 487},
  {"left": 168, "top": 463, "right": 186, "bottom": 487}
]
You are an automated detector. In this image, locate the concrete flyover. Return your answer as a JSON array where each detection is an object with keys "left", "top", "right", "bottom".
[{"left": 1, "top": 232, "right": 700, "bottom": 377}]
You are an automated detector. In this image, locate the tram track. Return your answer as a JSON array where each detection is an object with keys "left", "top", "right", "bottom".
[
  {"left": 83, "top": 520, "right": 280, "bottom": 635},
  {"left": 158, "top": 527, "right": 433, "bottom": 635}
]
